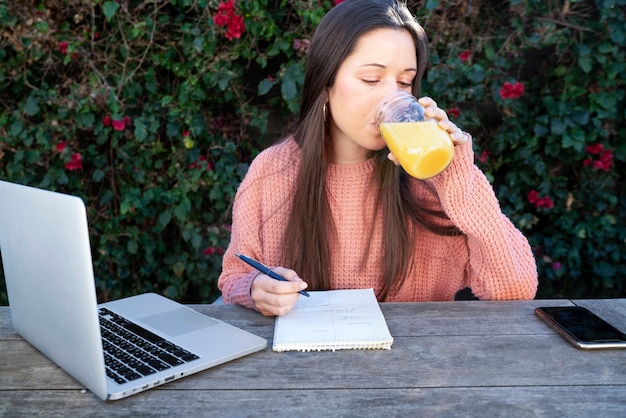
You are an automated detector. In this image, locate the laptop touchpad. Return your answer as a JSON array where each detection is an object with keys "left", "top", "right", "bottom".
[{"left": 140, "top": 308, "right": 218, "bottom": 337}]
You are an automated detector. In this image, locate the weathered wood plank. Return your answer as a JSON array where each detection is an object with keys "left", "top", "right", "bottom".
[
  {"left": 1, "top": 300, "right": 625, "bottom": 417},
  {"left": 1, "top": 386, "right": 625, "bottom": 417},
  {"left": 3, "top": 332, "right": 625, "bottom": 390}
]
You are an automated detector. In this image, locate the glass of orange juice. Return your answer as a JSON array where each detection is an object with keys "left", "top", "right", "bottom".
[{"left": 375, "top": 91, "right": 454, "bottom": 180}]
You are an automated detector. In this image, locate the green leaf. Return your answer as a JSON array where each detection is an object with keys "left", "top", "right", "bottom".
[
  {"left": 103, "top": 1, "right": 120, "bottom": 22},
  {"left": 127, "top": 239, "right": 138, "bottom": 254},
  {"left": 75, "top": 112, "right": 95, "bottom": 128},
  {"left": 24, "top": 95, "right": 39, "bottom": 116},
  {"left": 134, "top": 119, "right": 148, "bottom": 142},
  {"left": 258, "top": 78, "right": 274, "bottom": 96}
]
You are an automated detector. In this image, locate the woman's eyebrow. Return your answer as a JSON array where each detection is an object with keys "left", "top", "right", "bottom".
[{"left": 359, "top": 63, "right": 417, "bottom": 72}]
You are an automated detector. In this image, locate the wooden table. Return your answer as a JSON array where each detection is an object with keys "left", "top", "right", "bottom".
[{"left": 1, "top": 299, "right": 625, "bottom": 417}]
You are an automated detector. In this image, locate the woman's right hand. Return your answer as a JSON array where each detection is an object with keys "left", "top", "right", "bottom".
[{"left": 251, "top": 266, "right": 309, "bottom": 316}]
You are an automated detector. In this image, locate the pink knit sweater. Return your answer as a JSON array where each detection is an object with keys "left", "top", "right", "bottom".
[{"left": 218, "top": 137, "right": 538, "bottom": 310}]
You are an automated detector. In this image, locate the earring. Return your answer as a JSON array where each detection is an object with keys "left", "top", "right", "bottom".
[{"left": 323, "top": 103, "right": 328, "bottom": 123}]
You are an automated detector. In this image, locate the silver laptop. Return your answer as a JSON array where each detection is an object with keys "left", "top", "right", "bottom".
[{"left": 0, "top": 180, "right": 266, "bottom": 400}]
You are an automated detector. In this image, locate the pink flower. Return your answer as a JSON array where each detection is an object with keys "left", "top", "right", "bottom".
[
  {"left": 102, "top": 116, "right": 111, "bottom": 127},
  {"left": 293, "top": 38, "right": 310, "bottom": 54},
  {"left": 459, "top": 51, "right": 470, "bottom": 62},
  {"left": 334, "top": 0, "right": 345, "bottom": 5},
  {"left": 552, "top": 262, "right": 562, "bottom": 270},
  {"left": 59, "top": 41, "right": 69, "bottom": 55},
  {"left": 448, "top": 107, "right": 461, "bottom": 118},
  {"left": 65, "top": 153, "right": 83, "bottom": 171},
  {"left": 499, "top": 81, "right": 524, "bottom": 100},
  {"left": 56, "top": 141, "right": 67, "bottom": 153}
]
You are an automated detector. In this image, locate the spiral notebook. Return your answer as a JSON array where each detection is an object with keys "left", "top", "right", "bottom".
[{"left": 272, "top": 288, "right": 394, "bottom": 352}]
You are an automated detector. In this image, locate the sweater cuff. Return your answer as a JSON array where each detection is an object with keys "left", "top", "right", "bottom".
[
  {"left": 222, "top": 271, "right": 260, "bottom": 312},
  {"left": 429, "top": 135, "right": 475, "bottom": 194}
]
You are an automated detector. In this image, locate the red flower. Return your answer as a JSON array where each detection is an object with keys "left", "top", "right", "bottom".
[
  {"left": 334, "top": 0, "right": 345, "bottom": 5},
  {"left": 594, "top": 150, "right": 614, "bottom": 171},
  {"left": 213, "top": 0, "right": 246, "bottom": 41},
  {"left": 586, "top": 143, "right": 604, "bottom": 155},
  {"left": 102, "top": 116, "right": 111, "bottom": 127},
  {"left": 539, "top": 196, "right": 554, "bottom": 209},
  {"left": 59, "top": 41, "right": 68, "bottom": 55},
  {"left": 499, "top": 81, "right": 524, "bottom": 99},
  {"left": 189, "top": 155, "right": 214, "bottom": 171},
  {"left": 477, "top": 150, "right": 489, "bottom": 164},
  {"left": 65, "top": 153, "right": 83, "bottom": 171},
  {"left": 56, "top": 141, "right": 67, "bottom": 153},
  {"left": 528, "top": 190, "right": 554, "bottom": 209},
  {"left": 584, "top": 144, "right": 614, "bottom": 171},
  {"left": 112, "top": 120, "right": 125, "bottom": 131},
  {"left": 459, "top": 51, "right": 471, "bottom": 62},
  {"left": 448, "top": 107, "right": 461, "bottom": 118},
  {"left": 111, "top": 116, "right": 130, "bottom": 131},
  {"left": 183, "top": 130, "right": 190, "bottom": 137},
  {"left": 225, "top": 14, "right": 244, "bottom": 40},
  {"left": 202, "top": 246, "right": 216, "bottom": 256}
]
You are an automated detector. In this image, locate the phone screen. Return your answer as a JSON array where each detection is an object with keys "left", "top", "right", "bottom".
[{"left": 535, "top": 306, "right": 626, "bottom": 349}]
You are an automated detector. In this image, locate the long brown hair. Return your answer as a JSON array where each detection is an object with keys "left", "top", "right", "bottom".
[{"left": 282, "top": 0, "right": 461, "bottom": 299}]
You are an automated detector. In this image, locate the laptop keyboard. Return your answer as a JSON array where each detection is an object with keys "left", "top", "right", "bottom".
[{"left": 99, "top": 308, "right": 200, "bottom": 384}]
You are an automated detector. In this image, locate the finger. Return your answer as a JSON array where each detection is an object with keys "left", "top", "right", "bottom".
[
  {"left": 417, "top": 96, "right": 436, "bottom": 108},
  {"left": 387, "top": 152, "right": 400, "bottom": 165},
  {"left": 271, "top": 267, "right": 305, "bottom": 283},
  {"left": 251, "top": 277, "right": 302, "bottom": 316},
  {"left": 450, "top": 131, "right": 470, "bottom": 145}
]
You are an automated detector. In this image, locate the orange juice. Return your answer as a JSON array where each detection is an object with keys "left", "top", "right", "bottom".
[{"left": 379, "top": 120, "right": 454, "bottom": 179}]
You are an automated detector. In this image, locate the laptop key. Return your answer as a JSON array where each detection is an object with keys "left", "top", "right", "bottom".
[
  {"left": 158, "top": 352, "right": 184, "bottom": 366},
  {"left": 99, "top": 308, "right": 200, "bottom": 385},
  {"left": 148, "top": 359, "right": 170, "bottom": 371}
]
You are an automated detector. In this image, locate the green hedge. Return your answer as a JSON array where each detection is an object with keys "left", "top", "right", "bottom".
[{"left": 1, "top": 0, "right": 624, "bottom": 304}]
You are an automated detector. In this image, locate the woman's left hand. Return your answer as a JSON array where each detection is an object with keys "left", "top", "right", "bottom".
[
  {"left": 387, "top": 96, "right": 470, "bottom": 166},
  {"left": 418, "top": 96, "right": 469, "bottom": 146}
]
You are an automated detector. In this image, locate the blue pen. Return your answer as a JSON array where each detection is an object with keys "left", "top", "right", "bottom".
[{"left": 235, "top": 253, "right": 310, "bottom": 297}]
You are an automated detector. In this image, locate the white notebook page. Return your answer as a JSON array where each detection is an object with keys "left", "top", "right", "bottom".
[{"left": 272, "top": 288, "right": 394, "bottom": 352}]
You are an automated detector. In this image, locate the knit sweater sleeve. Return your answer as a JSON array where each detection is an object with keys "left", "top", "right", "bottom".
[
  {"left": 218, "top": 140, "right": 297, "bottom": 310},
  {"left": 427, "top": 136, "right": 538, "bottom": 300},
  {"left": 217, "top": 153, "right": 265, "bottom": 310}
]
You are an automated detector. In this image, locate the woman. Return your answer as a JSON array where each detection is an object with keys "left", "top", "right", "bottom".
[{"left": 218, "top": 0, "right": 538, "bottom": 316}]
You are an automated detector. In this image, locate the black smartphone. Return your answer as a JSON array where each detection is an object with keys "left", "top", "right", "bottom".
[{"left": 535, "top": 306, "right": 626, "bottom": 350}]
